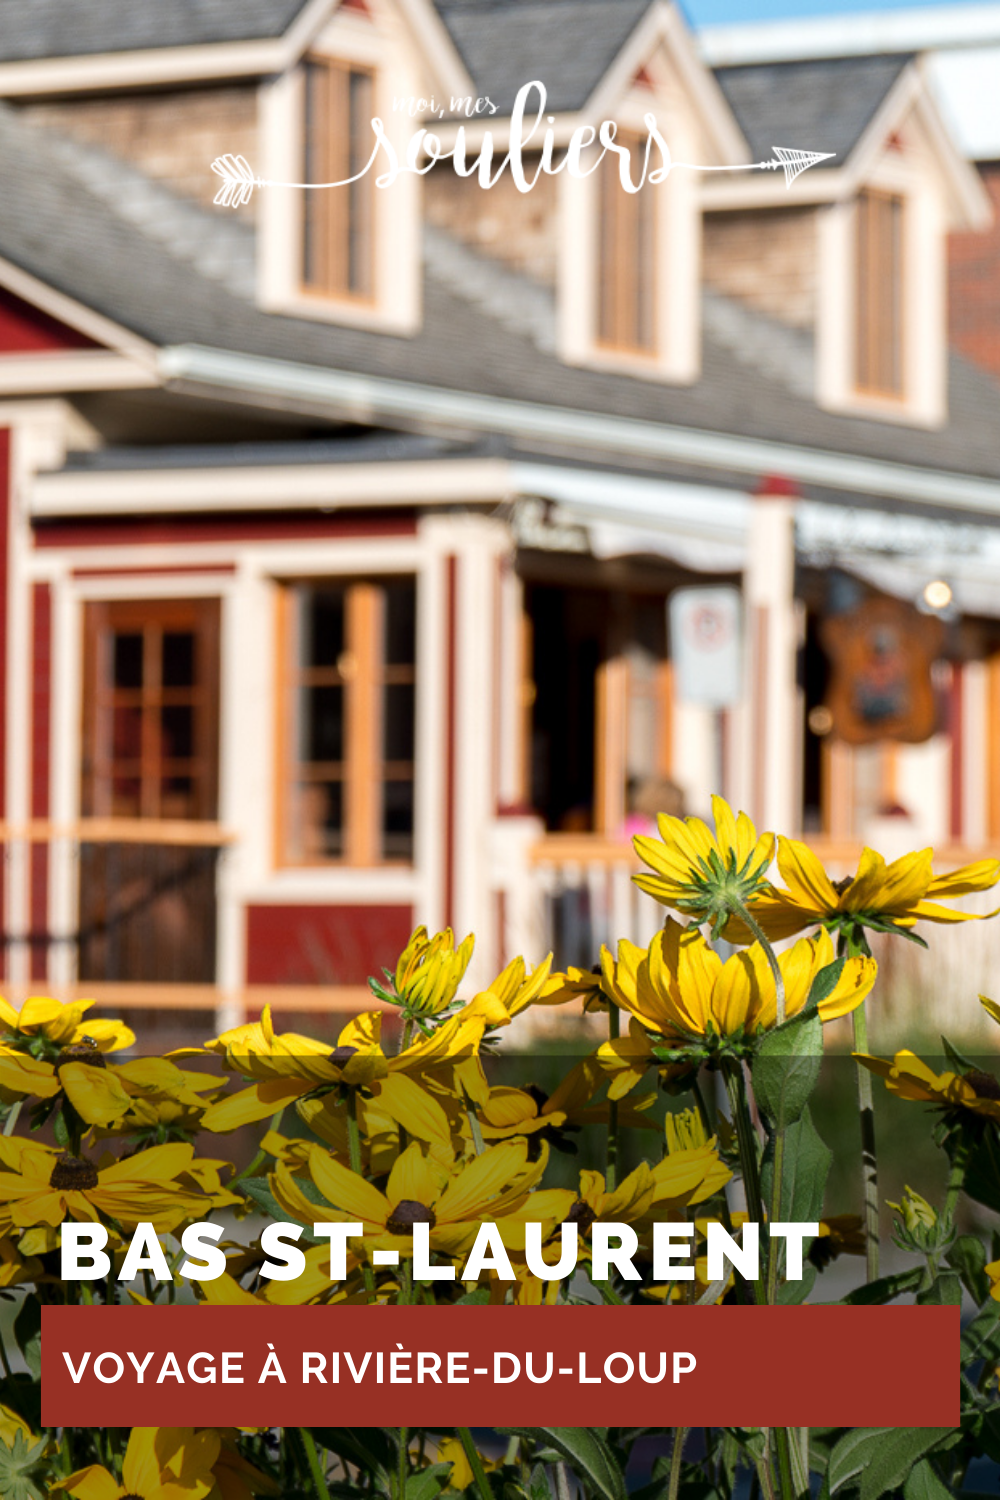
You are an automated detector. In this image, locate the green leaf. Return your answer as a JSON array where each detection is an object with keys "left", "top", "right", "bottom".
[
  {"left": 406, "top": 1463, "right": 453, "bottom": 1500},
  {"left": 777, "top": 1264, "right": 817, "bottom": 1304},
  {"left": 311, "top": 1427, "right": 397, "bottom": 1490},
  {"left": 947, "top": 1236, "right": 989, "bottom": 1306},
  {"left": 497, "top": 1430, "right": 626, "bottom": 1500},
  {"left": 961, "top": 1303, "right": 1000, "bottom": 1366},
  {"left": 0, "top": 1430, "right": 49, "bottom": 1500},
  {"left": 960, "top": 1129, "right": 1000, "bottom": 1216},
  {"left": 760, "top": 1107, "right": 832, "bottom": 1253},
  {"left": 752, "top": 1011, "right": 823, "bottom": 1129},
  {"left": 860, "top": 1430, "right": 954, "bottom": 1500},
  {"left": 842, "top": 1268, "right": 924, "bottom": 1306},
  {"left": 918, "top": 1272, "right": 963, "bottom": 1307},
  {"left": 527, "top": 1462, "right": 555, "bottom": 1500},
  {"left": 903, "top": 1459, "right": 953, "bottom": 1500},
  {"left": 827, "top": 1427, "right": 953, "bottom": 1499},
  {"left": 238, "top": 1177, "right": 325, "bottom": 1240},
  {"left": 12, "top": 1298, "right": 40, "bottom": 1381}
]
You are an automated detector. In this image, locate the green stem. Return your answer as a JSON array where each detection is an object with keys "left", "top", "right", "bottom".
[
  {"left": 464, "top": 1088, "right": 486, "bottom": 1157},
  {"left": 944, "top": 1141, "right": 970, "bottom": 1226},
  {"left": 668, "top": 1426, "right": 689, "bottom": 1500},
  {"left": 300, "top": 1429, "right": 333, "bottom": 1500},
  {"left": 732, "top": 899, "right": 785, "bottom": 1025},
  {"left": 773, "top": 1428, "right": 798, "bottom": 1500},
  {"left": 346, "top": 1087, "right": 377, "bottom": 1303},
  {"left": 850, "top": 999, "right": 880, "bottom": 1282},
  {"left": 606, "top": 1003, "right": 621, "bottom": 1192},
  {"left": 233, "top": 1107, "right": 285, "bottom": 1183},
  {"left": 723, "top": 1060, "right": 767, "bottom": 1305},
  {"left": 456, "top": 1428, "right": 494, "bottom": 1500},
  {"left": 400, "top": 1018, "right": 415, "bottom": 1055},
  {"left": 766, "top": 1125, "right": 786, "bottom": 1305},
  {"left": 397, "top": 1427, "right": 408, "bottom": 1500}
]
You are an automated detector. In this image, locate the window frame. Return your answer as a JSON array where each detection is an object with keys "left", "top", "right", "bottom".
[
  {"left": 275, "top": 576, "right": 417, "bottom": 870},
  {"left": 81, "top": 597, "right": 221, "bottom": 823}
]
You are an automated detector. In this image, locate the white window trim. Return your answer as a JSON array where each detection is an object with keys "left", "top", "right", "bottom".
[
  {"left": 257, "top": 9, "right": 422, "bottom": 336},
  {"left": 816, "top": 156, "right": 947, "bottom": 428}
]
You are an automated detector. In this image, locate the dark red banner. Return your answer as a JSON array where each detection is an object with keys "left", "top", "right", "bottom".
[{"left": 42, "top": 1304, "right": 958, "bottom": 1427}]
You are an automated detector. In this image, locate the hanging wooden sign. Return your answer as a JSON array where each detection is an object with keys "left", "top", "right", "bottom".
[{"left": 821, "top": 594, "right": 944, "bottom": 745}]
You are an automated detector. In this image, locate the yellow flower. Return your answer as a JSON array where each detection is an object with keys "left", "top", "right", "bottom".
[
  {"left": 986, "top": 1259, "right": 1000, "bottom": 1304},
  {"left": 854, "top": 1048, "right": 1000, "bottom": 1123},
  {"left": 601, "top": 919, "right": 876, "bottom": 1047},
  {"left": 201, "top": 1009, "right": 387, "bottom": 1131},
  {"left": 633, "top": 795, "right": 776, "bottom": 935},
  {"left": 656, "top": 1109, "right": 732, "bottom": 1204},
  {"left": 887, "top": 1186, "right": 937, "bottom": 1235},
  {"left": 272, "top": 1137, "right": 549, "bottom": 1260},
  {"left": 810, "top": 1214, "right": 866, "bottom": 1270},
  {"left": 0, "top": 1137, "right": 236, "bottom": 1231},
  {"left": 436, "top": 1437, "right": 498, "bottom": 1493},
  {"left": 733, "top": 838, "right": 1000, "bottom": 946},
  {"left": 0, "top": 995, "right": 134, "bottom": 1052},
  {"left": 53, "top": 1426, "right": 220, "bottom": 1499},
  {"left": 0, "top": 1403, "right": 33, "bottom": 1451},
  {"left": 392, "top": 925, "right": 475, "bottom": 1016}
]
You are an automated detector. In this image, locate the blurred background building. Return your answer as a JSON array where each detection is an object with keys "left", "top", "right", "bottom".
[{"left": 0, "top": 0, "right": 998, "bottom": 1039}]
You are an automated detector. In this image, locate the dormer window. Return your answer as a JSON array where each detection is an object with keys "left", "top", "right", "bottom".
[
  {"left": 303, "top": 58, "right": 375, "bottom": 302},
  {"left": 258, "top": 9, "right": 421, "bottom": 335},
  {"left": 597, "top": 132, "right": 657, "bottom": 355},
  {"left": 855, "top": 188, "right": 904, "bottom": 398}
]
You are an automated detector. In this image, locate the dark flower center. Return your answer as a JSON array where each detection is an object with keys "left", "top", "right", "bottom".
[
  {"left": 49, "top": 1154, "right": 99, "bottom": 1191},
  {"left": 386, "top": 1199, "right": 436, "bottom": 1234},
  {"left": 564, "top": 1201, "right": 596, "bottom": 1233},
  {"left": 55, "top": 1039, "right": 106, "bottom": 1071},
  {"left": 330, "top": 1046, "right": 358, "bottom": 1069},
  {"left": 832, "top": 876, "right": 854, "bottom": 896},
  {"left": 966, "top": 1068, "right": 1000, "bottom": 1101}
]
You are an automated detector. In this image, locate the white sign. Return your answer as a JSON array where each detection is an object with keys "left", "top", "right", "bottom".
[{"left": 669, "top": 586, "right": 742, "bottom": 708}]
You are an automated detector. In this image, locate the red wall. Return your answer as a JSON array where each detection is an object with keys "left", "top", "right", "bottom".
[
  {"left": 0, "top": 288, "right": 97, "bottom": 353},
  {"left": 246, "top": 904, "right": 414, "bottom": 986},
  {"left": 0, "top": 431, "right": 8, "bottom": 980},
  {"left": 949, "top": 162, "right": 1000, "bottom": 383}
]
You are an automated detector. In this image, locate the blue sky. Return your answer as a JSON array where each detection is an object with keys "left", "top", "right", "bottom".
[{"left": 686, "top": 0, "right": 964, "bottom": 24}]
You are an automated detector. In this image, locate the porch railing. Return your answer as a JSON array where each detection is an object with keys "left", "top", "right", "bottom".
[
  {"left": 0, "top": 818, "right": 233, "bottom": 993},
  {"left": 527, "top": 833, "right": 663, "bottom": 970}
]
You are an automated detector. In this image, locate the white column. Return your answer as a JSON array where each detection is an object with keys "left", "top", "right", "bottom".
[{"left": 743, "top": 482, "right": 800, "bottom": 837}]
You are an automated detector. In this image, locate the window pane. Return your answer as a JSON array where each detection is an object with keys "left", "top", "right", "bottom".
[
  {"left": 161, "top": 774, "right": 196, "bottom": 819},
  {"left": 301, "top": 684, "right": 344, "bottom": 764},
  {"left": 384, "top": 682, "right": 415, "bottom": 762},
  {"left": 296, "top": 780, "right": 343, "bottom": 859},
  {"left": 303, "top": 589, "right": 345, "bottom": 668},
  {"left": 111, "top": 775, "right": 141, "bottom": 817},
  {"left": 382, "top": 779, "right": 414, "bottom": 860},
  {"left": 113, "top": 633, "right": 143, "bottom": 689},
  {"left": 112, "top": 704, "right": 143, "bottom": 759},
  {"left": 161, "top": 705, "right": 194, "bottom": 761},
  {"left": 385, "top": 579, "right": 416, "bottom": 665},
  {"left": 162, "top": 632, "right": 195, "bottom": 688}
]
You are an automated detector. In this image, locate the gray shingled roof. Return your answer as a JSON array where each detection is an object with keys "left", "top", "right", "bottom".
[
  {"left": 0, "top": 0, "right": 308, "bottom": 62},
  {"left": 713, "top": 54, "right": 913, "bottom": 163},
  {"left": 434, "top": 0, "right": 651, "bottom": 113},
  {"left": 2, "top": 101, "right": 999, "bottom": 503}
]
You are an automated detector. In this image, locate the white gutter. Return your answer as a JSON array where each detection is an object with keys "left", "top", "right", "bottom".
[{"left": 158, "top": 343, "right": 1000, "bottom": 517}]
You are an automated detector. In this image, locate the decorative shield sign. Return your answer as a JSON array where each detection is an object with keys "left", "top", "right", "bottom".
[
  {"left": 669, "top": 587, "right": 742, "bottom": 708},
  {"left": 821, "top": 595, "right": 944, "bottom": 745}
]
